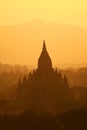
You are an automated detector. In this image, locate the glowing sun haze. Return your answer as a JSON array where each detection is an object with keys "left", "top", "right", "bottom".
[{"left": 0, "top": 0, "right": 87, "bottom": 67}]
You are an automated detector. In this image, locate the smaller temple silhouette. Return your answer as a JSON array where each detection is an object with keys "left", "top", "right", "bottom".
[{"left": 18, "top": 41, "right": 73, "bottom": 112}]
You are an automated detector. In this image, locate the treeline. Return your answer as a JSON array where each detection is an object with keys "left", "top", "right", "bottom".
[
  {"left": 62, "top": 67, "right": 87, "bottom": 87},
  {"left": 0, "top": 108, "right": 87, "bottom": 130}
]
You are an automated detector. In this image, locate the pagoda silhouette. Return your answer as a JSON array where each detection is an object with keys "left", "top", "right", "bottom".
[{"left": 18, "top": 40, "right": 73, "bottom": 112}]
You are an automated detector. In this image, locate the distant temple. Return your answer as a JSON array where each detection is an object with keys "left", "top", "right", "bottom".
[{"left": 18, "top": 41, "right": 73, "bottom": 112}]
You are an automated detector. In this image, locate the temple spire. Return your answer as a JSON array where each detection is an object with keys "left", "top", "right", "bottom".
[
  {"left": 38, "top": 40, "right": 52, "bottom": 70},
  {"left": 43, "top": 40, "right": 46, "bottom": 51}
]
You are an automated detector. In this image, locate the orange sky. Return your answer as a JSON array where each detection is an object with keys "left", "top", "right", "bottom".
[
  {"left": 0, "top": 0, "right": 87, "bottom": 27},
  {"left": 0, "top": 0, "right": 87, "bottom": 67}
]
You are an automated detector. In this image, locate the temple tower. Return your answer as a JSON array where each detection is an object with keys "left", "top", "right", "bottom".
[{"left": 38, "top": 40, "right": 52, "bottom": 71}]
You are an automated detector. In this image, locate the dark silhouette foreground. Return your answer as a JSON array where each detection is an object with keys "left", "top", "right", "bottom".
[
  {"left": 0, "top": 108, "right": 87, "bottom": 130},
  {"left": 0, "top": 41, "right": 87, "bottom": 130}
]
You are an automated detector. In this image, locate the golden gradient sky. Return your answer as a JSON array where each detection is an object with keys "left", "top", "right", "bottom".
[
  {"left": 0, "top": 0, "right": 87, "bottom": 67},
  {"left": 0, "top": 0, "right": 87, "bottom": 27}
]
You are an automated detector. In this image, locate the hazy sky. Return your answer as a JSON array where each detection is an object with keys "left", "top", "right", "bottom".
[
  {"left": 0, "top": 0, "right": 87, "bottom": 27},
  {"left": 0, "top": 0, "right": 87, "bottom": 67}
]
